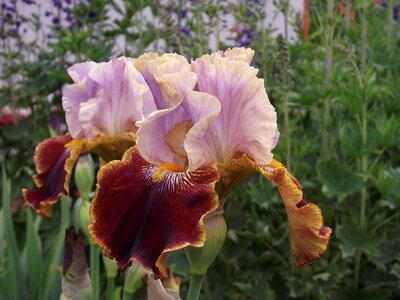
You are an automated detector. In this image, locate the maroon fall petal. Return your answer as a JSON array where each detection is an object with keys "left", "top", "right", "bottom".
[
  {"left": 89, "top": 147, "right": 219, "bottom": 278},
  {"left": 22, "top": 134, "right": 86, "bottom": 217}
]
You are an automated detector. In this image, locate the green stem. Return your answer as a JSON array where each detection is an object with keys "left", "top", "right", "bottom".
[
  {"left": 322, "top": 0, "right": 334, "bottom": 160},
  {"left": 90, "top": 244, "right": 100, "bottom": 300},
  {"left": 215, "top": 0, "right": 220, "bottom": 50},
  {"left": 195, "top": 1, "right": 203, "bottom": 56},
  {"left": 177, "top": 0, "right": 184, "bottom": 53},
  {"left": 138, "top": 0, "right": 144, "bottom": 54},
  {"left": 387, "top": 0, "right": 393, "bottom": 79},
  {"left": 283, "top": 0, "right": 288, "bottom": 40},
  {"left": 345, "top": 0, "right": 352, "bottom": 50},
  {"left": 262, "top": 239, "right": 291, "bottom": 270},
  {"left": 237, "top": 230, "right": 290, "bottom": 270},
  {"left": 187, "top": 274, "right": 205, "bottom": 300},
  {"left": 372, "top": 211, "right": 400, "bottom": 232},
  {"left": 345, "top": 0, "right": 351, "bottom": 30},
  {"left": 360, "top": 104, "right": 368, "bottom": 227},
  {"left": 261, "top": 13, "right": 267, "bottom": 82},
  {"left": 355, "top": 1, "right": 368, "bottom": 289},
  {"left": 106, "top": 277, "right": 115, "bottom": 300},
  {"left": 360, "top": 0, "right": 368, "bottom": 76},
  {"left": 177, "top": 36, "right": 184, "bottom": 55},
  {"left": 367, "top": 149, "right": 383, "bottom": 173},
  {"left": 283, "top": 94, "right": 291, "bottom": 170}
]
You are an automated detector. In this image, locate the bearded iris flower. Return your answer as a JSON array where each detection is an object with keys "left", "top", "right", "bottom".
[
  {"left": 22, "top": 57, "right": 159, "bottom": 216},
  {"left": 89, "top": 48, "right": 331, "bottom": 277},
  {"left": 23, "top": 48, "right": 331, "bottom": 281}
]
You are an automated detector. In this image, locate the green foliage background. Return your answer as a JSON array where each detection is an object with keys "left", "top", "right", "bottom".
[{"left": 0, "top": 0, "right": 399, "bottom": 299}]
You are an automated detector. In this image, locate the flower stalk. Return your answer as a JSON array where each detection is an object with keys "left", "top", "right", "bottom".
[
  {"left": 186, "top": 211, "right": 227, "bottom": 300},
  {"left": 283, "top": 0, "right": 289, "bottom": 40},
  {"left": 345, "top": 0, "right": 352, "bottom": 31},
  {"left": 322, "top": 0, "right": 334, "bottom": 160},
  {"left": 123, "top": 262, "right": 146, "bottom": 299},
  {"left": 90, "top": 244, "right": 100, "bottom": 300},
  {"left": 261, "top": 12, "right": 268, "bottom": 82},
  {"left": 387, "top": 0, "right": 394, "bottom": 79},
  {"left": 187, "top": 274, "right": 205, "bottom": 300},
  {"left": 195, "top": 0, "right": 204, "bottom": 56},
  {"left": 355, "top": 0, "right": 369, "bottom": 288},
  {"left": 215, "top": 0, "right": 220, "bottom": 50},
  {"left": 276, "top": 35, "right": 293, "bottom": 170},
  {"left": 103, "top": 256, "right": 118, "bottom": 300}
]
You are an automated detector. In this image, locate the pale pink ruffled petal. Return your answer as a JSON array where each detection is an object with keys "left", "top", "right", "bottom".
[
  {"left": 136, "top": 70, "right": 220, "bottom": 168},
  {"left": 195, "top": 47, "right": 255, "bottom": 65},
  {"left": 62, "top": 58, "right": 155, "bottom": 140},
  {"left": 67, "top": 62, "right": 97, "bottom": 83},
  {"left": 189, "top": 50, "right": 277, "bottom": 169},
  {"left": 78, "top": 58, "right": 152, "bottom": 139},
  {"left": 62, "top": 82, "right": 88, "bottom": 138},
  {"left": 134, "top": 53, "right": 191, "bottom": 110},
  {"left": 62, "top": 62, "right": 98, "bottom": 138},
  {"left": 223, "top": 47, "right": 255, "bottom": 64}
]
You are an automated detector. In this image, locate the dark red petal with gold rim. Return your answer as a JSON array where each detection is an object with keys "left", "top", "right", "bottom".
[
  {"left": 22, "top": 134, "right": 86, "bottom": 217},
  {"left": 89, "top": 147, "right": 219, "bottom": 278}
]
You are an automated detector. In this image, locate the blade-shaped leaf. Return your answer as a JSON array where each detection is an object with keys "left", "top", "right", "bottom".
[
  {"left": 36, "top": 197, "right": 71, "bottom": 300},
  {"left": 25, "top": 209, "right": 43, "bottom": 294},
  {"left": 1, "top": 165, "right": 28, "bottom": 299}
]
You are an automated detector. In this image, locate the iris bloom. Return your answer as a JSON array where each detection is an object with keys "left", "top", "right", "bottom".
[
  {"left": 22, "top": 56, "right": 160, "bottom": 216},
  {"left": 23, "top": 48, "right": 331, "bottom": 279}
]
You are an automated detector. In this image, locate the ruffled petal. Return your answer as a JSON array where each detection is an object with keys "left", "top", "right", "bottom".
[
  {"left": 197, "top": 47, "right": 255, "bottom": 65},
  {"left": 259, "top": 160, "right": 331, "bottom": 267},
  {"left": 190, "top": 52, "right": 277, "bottom": 169},
  {"left": 89, "top": 147, "right": 219, "bottom": 278},
  {"left": 222, "top": 47, "right": 254, "bottom": 64},
  {"left": 146, "top": 271, "right": 181, "bottom": 300},
  {"left": 62, "top": 63, "right": 101, "bottom": 138},
  {"left": 134, "top": 53, "right": 191, "bottom": 110},
  {"left": 63, "top": 58, "right": 155, "bottom": 140},
  {"left": 136, "top": 70, "right": 220, "bottom": 169},
  {"left": 78, "top": 58, "right": 152, "bottom": 139},
  {"left": 67, "top": 61, "right": 97, "bottom": 83},
  {"left": 22, "top": 135, "right": 86, "bottom": 217}
]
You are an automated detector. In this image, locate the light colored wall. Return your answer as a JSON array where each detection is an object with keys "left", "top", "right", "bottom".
[{"left": 12, "top": 0, "right": 303, "bottom": 52}]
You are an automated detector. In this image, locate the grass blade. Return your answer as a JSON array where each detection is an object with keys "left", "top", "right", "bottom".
[
  {"left": 36, "top": 197, "right": 70, "bottom": 300},
  {"left": 25, "top": 209, "right": 43, "bottom": 294},
  {"left": 1, "top": 165, "right": 28, "bottom": 299}
]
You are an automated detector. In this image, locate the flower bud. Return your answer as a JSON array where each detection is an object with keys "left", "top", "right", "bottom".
[
  {"left": 185, "top": 212, "right": 227, "bottom": 275},
  {"left": 74, "top": 154, "right": 95, "bottom": 201},
  {"left": 102, "top": 256, "right": 119, "bottom": 278},
  {"left": 79, "top": 200, "right": 91, "bottom": 243},
  {"left": 124, "top": 261, "right": 147, "bottom": 295},
  {"left": 72, "top": 197, "right": 83, "bottom": 229}
]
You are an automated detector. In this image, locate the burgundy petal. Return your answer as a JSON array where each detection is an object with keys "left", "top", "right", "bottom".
[
  {"left": 89, "top": 147, "right": 219, "bottom": 278},
  {"left": 22, "top": 134, "right": 86, "bottom": 217}
]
